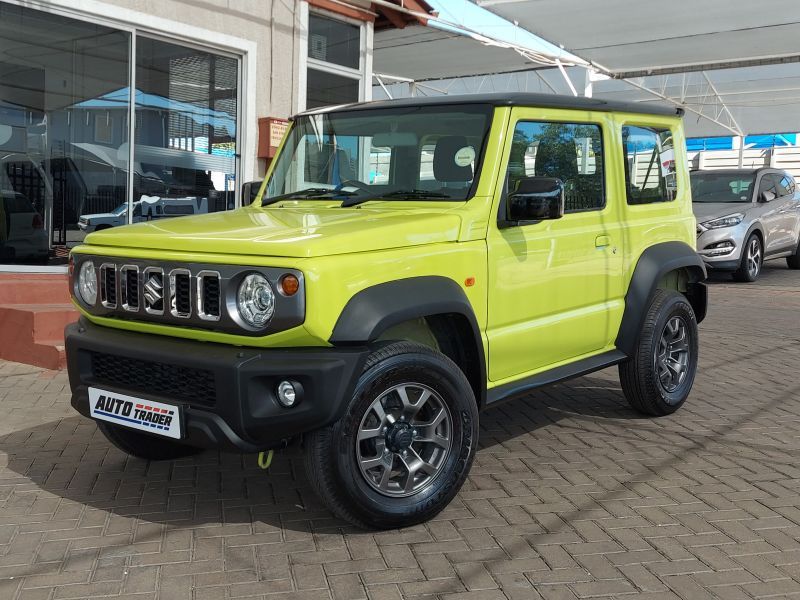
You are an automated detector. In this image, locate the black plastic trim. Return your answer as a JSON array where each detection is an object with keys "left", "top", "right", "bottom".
[
  {"left": 66, "top": 319, "right": 368, "bottom": 452},
  {"left": 329, "top": 276, "right": 487, "bottom": 406},
  {"left": 615, "top": 241, "right": 707, "bottom": 357},
  {"left": 486, "top": 350, "right": 627, "bottom": 407}
]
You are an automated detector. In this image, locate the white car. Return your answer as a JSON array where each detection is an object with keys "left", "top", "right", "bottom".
[
  {"left": 79, "top": 196, "right": 209, "bottom": 233},
  {"left": 78, "top": 203, "right": 141, "bottom": 233}
]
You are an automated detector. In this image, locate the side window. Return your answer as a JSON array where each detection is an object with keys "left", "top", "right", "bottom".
[
  {"left": 622, "top": 126, "right": 677, "bottom": 204},
  {"left": 778, "top": 175, "right": 795, "bottom": 197},
  {"left": 506, "top": 121, "right": 604, "bottom": 213}
]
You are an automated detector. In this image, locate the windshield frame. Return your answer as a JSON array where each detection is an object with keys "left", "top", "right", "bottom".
[
  {"left": 690, "top": 171, "right": 757, "bottom": 204},
  {"left": 260, "top": 103, "right": 495, "bottom": 205}
]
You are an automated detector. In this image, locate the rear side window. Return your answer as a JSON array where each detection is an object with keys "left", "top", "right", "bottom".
[
  {"left": 506, "top": 121, "right": 605, "bottom": 213},
  {"left": 778, "top": 174, "right": 796, "bottom": 196},
  {"left": 622, "top": 126, "right": 677, "bottom": 204}
]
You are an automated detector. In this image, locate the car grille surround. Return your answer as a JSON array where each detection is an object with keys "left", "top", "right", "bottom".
[{"left": 71, "top": 257, "right": 305, "bottom": 337}]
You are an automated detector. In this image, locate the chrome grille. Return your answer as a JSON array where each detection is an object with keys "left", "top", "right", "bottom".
[
  {"left": 197, "top": 270, "right": 221, "bottom": 321},
  {"left": 120, "top": 265, "right": 139, "bottom": 311},
  {"left": 100, "top": 263, "right": 117, "bottom": 308},
  {"left": 71, "top": 257, "right": 305, "bottom": 337},
  {"left": 169, "top": 269, "right": 192, "bottom": 318}
]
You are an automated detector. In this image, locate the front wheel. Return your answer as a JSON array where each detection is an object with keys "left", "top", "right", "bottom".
[
  {"left": 619, "top": 289, "right": 699, "bottom": 416},
  {"left": 733, "top": 233, "right": 762, "bottom": 282},
  {"left": 304, "top": 342, "right": 479, "bottom": 529}
]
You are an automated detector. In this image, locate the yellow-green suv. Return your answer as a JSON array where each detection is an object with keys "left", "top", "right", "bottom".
[{"left": 66, "top": 93, "right": 707, "bottom": 529}]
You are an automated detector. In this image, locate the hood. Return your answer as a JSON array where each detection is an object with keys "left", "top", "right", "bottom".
[
  {"left": 81, "top": 212, "right": 120, "bottom": 220},
  {"left": 83, "top": 204, "right": 462, "bottom": 258},
  {"left": 693, "top": 202, "right": 753, "bottom": 222}
]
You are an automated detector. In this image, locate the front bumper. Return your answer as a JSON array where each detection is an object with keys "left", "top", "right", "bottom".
[
  {"left": 696, "top": 225, "right": 747, "bottom": 270},
  {"left": 65, "top": 319, "right": 368, "bottom": 452}
]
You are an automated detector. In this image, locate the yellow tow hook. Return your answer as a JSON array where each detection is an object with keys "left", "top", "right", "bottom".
[{"left": 257, "top": 450, "right": 274, "bottom": 470}]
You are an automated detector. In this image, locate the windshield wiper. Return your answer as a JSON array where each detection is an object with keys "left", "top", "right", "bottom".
[
  {"left": 340, "top": 189, "right": 453, "bottom": 208},
  {"left": 262, "top": 188, "right": 356, "bottom": 206}
]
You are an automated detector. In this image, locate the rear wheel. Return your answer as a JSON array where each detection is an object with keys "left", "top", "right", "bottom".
[
  {"left": 619, "top": 289, "right": 699, "bottom": 416},
  {"left": 733, "top": 234, "right": 762, "bottom": 282},
  {"left": 304, "top": 342, "right": 478, "bottom": 529},
  {"left": 787, "top": 238, "right": 800, "bottom": 269},
  {"left": 97, "top": 421, "right": 203, "bottom": 460}
]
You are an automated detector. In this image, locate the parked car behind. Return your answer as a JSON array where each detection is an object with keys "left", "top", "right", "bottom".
[
  {"left": 692, "top": 168, "right": 800, "bottom": 281},
  {"left": 0, "top": 191, "right": 48, "bottom": 263}
]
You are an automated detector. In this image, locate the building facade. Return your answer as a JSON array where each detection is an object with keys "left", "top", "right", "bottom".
[{"left": 0, "top": 0, "right": 423, "bottom": 271}]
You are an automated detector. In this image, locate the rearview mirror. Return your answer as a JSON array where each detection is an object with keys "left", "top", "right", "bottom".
[
  {"left": 242, "top": 180, "right": 263, "bottom": 204},
  {"left": 759, "top": 190, "right": 776, "bottom": 203},
  {"left": 505, "top": 177, "right": 565, "bottom": 223}
]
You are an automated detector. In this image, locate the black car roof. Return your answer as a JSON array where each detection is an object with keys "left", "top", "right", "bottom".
[
  {"left": 295, "top": 92, "right": 682, "bottom": 119},
  {"left": 690, "top": 168, "right": 761, "bottom": 176}
]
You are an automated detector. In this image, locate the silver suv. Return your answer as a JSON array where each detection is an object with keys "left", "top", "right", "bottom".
[{"left": 692, "top": 168, "right": 800, "bottom": 282}]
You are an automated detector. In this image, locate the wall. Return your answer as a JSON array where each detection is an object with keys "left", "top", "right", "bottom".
[{"left": 688, "top": 147, "right": 800, "bottom": 179}]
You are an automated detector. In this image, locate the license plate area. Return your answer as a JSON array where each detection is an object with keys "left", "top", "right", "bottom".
[{"left": 88, "top": 387, "right": 182, "bottom": 439}]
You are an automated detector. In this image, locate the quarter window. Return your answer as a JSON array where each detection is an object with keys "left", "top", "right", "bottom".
[
  {"left": 505, "top": 121, "right": 605, "bottom": 213},
  {"left": 622, "top": 126, "right": 677, "bottom": 204}
]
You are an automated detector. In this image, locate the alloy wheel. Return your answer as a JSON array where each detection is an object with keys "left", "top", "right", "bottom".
[
  {"left": 655, "top": 316, "right": 690, "bottom": 397},
  {"left": 746, "top": 237, "right": 762, "bottom": 279},
  {"left": 356, "top": 383, "right": 452, "bottom": 497}
]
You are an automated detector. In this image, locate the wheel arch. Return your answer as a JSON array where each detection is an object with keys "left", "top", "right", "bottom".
[
  {"left": 616, "top": 241, "right": 707, "bottom": 358},
  {"left": 329, "top": 277, "right": 487, "bottom": 407}
]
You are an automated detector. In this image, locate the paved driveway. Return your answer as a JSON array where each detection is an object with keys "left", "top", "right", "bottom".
[{"left": 1, "top": 263, "right": 799, "bottom": 600}]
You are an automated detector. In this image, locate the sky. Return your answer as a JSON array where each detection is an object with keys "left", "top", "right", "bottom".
[{"left": 425, "top": 0, "right": 583, "bottom": 64}]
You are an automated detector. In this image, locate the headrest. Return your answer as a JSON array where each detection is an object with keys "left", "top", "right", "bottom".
[{"left": 433, "top": 136, "right": 474, "bottom": 183}]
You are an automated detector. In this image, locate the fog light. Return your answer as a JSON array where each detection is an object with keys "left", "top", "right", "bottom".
[
  {"left": 703, "top": 240, "right": 735, "bottom": 256},
  {"left": 277, "top": 380, "right": 298, "bottom": 407}
]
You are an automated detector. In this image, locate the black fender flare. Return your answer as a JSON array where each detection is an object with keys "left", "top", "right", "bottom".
[
  {"left": 329, "top": 276, "right": 487, "bottom": 406},
  {"left": 616, "top": 241, "right": 707, "bottom": 357}
]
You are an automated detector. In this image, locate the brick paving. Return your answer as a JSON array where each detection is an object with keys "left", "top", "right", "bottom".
[{"left": 0, "top": 263, "right": 799, "bottom": 599}]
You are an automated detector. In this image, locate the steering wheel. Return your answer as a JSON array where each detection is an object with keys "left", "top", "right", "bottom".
[{"left": 335, "top": 179, "right": 372, "bottom": 193}]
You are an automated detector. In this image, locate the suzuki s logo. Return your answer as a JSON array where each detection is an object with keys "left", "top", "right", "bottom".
[{"left": 143, "top": 268, "right": 164, "bottom": 314}]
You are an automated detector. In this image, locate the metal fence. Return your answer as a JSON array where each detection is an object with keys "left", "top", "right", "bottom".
[{"left": 688, "top": 146, "right": 800, "bottom": 178}]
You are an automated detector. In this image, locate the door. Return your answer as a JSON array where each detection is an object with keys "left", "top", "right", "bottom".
[
  {"left": 486, "top": 111, "right": 625, "bottom": 383},
  {"left": 774, "top": 173, "right": 800, "bottom": 251},
  {"left": 755, "top": 173, "right": 789, "bottom": 253}
]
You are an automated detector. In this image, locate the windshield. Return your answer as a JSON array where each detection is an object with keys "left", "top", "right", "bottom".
[
  {"left": 691, "top": 172, "right": 755, "bottom": 203},
  {"left": 110, "top": 203, "right": 128, "bottom": 216},
  {"left": 264, "top": 104, "right": 493, "bottom": 203}
]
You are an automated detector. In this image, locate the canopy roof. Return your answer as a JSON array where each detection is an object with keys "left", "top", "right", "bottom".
[{"left": 371, "top": 0, "right": 800, "bottom": 136}]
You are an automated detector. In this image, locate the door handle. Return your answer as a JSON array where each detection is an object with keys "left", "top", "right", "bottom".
[{"left": 595, "top": 235, "right": 611, "bottom": 248}]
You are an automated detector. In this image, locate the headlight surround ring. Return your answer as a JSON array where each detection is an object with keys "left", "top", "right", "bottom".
[{"left": 236, "top": 273, "right": 276, "bottom": 328}]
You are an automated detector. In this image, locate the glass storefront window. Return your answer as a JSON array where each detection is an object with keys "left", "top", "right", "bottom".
[
  {"left": 306, "top": 68, "right": 360, "bottom": 109},
  {"left": 0, "top": 4, "right": 240, "bottom": 267},
  {"left": 308, "top": 14, "right": 360, "bottom": 69},
  {"left": 133, "top": 38, "right": 238, "bottom": 221},
  {"left": 0, "top": 4, "right": 130, "bottom": 265}
]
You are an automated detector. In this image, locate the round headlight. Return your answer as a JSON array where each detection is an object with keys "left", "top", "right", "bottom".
[
  {"left": 237, "top": 273, "right": 275, "bottom": 327},
  {"left": 77, "top": 261, "right": 97, "bottom": 306}
]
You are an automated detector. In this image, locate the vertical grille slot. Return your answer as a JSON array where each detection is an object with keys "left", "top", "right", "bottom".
[
  {"left": 99, "top": 263, "right": 117, "bottom": 308},
  {"left": 120, "top": 266, "right": 139, "bottom": 311},
  {"left": 169, "top": 268, "right": 192, "bottom": 318},
  {"left": 196, "top": 270, "right": 221, "bottom": 321},
  {"left": 143, "top": 267, "right": 165, "bottom": 314}
]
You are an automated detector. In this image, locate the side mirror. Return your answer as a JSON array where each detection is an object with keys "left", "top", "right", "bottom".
[
  {"left": 759, "top": 190, "right": 776, "bottom": 203},
  {"left": 506, "top": 177, "right": 565, "bottom": 223},
  {"left": 241, "top": 180, "right": 263, "bottom": 204}
]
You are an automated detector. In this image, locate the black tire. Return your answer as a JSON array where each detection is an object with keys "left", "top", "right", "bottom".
[
  {"left": 787, "top": 239, "right": 800, "bottom": 269},
  {"left": 94, "top": 224, "right": 112, "bottom": 231},
  {"left": 97, "top": 421, "right": 203, "bottom": 460},
  {"left": 619, "top": 289, "right": 699, "bottom": 416},
  {"left": 304, "top": 341, "right": 479, "bottom": 529},
  {"left": 733, "top": 233, "right": 762, "bottom": 282}
]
